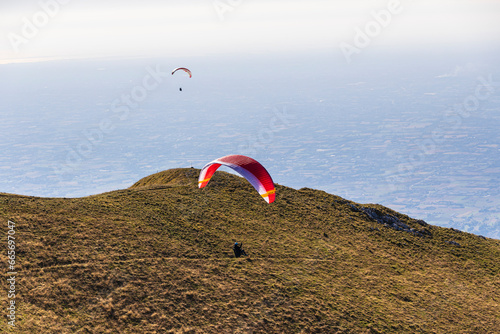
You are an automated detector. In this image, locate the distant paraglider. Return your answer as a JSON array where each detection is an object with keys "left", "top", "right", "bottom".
[
  {"left": 171, "top": 67, "right": 192, "bottom": 78},
  {"left": 198, "top": 155, "right": 276, "bottom": 203},
  {"left": 172, "top": 67, "right": 192, "bottom": 91}
]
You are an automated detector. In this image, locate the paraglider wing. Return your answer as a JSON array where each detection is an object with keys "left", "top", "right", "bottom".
[
  {"left": 171, "top": 67, "right": 192, "bottom": 78},
  {"left": 198, "top": 155, "right": 276, "bottom": 203}
]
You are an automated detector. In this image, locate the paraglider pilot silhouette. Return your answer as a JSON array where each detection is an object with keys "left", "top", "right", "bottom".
[{"left": 233, "top": 242, "right": 247, "bottom": 258}]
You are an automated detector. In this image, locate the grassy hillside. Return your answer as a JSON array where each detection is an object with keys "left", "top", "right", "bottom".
[{"left": 1, "top": 168, "right": 499, "bottom": 333}]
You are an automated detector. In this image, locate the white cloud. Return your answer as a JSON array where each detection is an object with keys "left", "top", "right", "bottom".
[{"left": 1, "top": 0, "right": 499, "bottom": 63}]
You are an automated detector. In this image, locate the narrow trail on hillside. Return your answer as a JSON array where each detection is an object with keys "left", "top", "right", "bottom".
[{"left": 24, "top": 256, "right": 342, "bottom": 271}]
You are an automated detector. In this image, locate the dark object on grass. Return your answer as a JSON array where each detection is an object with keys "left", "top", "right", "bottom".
[{"left": 233, "top": 242, "right": 247, "bottom": 258}]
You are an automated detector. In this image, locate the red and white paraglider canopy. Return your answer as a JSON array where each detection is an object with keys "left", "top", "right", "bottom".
[
  {"left": 171, "top": 67, "right": 192, "bottom": 78},
  {"left": 198, "top": 155, "right": 276, "bottom": 203}
]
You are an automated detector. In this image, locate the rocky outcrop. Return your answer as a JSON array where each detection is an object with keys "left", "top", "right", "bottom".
[{"left": 350, "top": 204, "right": 432, "bottom": 237}]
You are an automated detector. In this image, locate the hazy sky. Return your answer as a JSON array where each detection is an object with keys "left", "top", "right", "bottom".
[{"left": 1, "top": 0, "right": 499, "bottom": 63}]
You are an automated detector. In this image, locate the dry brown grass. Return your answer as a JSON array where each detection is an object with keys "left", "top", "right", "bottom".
[{"left": 1, "top": 168, "right": 499, "bottom": 333}]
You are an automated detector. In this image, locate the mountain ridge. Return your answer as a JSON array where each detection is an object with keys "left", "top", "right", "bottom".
[{"left": 1, "top": 168, "right": 498, "bottom": 333}]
